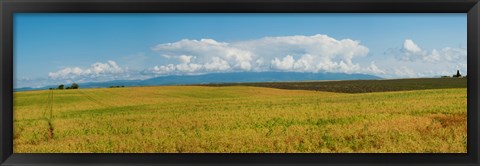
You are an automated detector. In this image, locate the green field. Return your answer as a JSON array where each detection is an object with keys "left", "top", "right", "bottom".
[{"left": 13, "top": 78, "right": 467, "bottom": 153}]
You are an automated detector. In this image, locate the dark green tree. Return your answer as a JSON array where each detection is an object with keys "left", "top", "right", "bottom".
[
  {"left": 456, "top": 70, "right": 462, "bottom": 77},
  {"left": 71, "top": 83, "right": 79, "bottom": 89},
  {"left": 58, "top": 84, "right": 64, "bottom": 90}
]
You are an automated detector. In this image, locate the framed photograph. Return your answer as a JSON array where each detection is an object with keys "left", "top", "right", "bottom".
[{"left": 1, "top": 0, "right": 479, "bottom": 165}]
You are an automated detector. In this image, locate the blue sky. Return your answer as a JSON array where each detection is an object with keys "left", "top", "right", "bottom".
[{"left": 14, "top": 14, "right": 467, "bottom": 88}]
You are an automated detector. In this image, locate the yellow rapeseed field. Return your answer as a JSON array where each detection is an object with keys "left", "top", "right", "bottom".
[{"left": 13, "top": 86, "right": 466, "bottom": 153}]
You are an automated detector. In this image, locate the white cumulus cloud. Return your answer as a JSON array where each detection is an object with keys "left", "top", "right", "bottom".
[
  {"left": 403, "top": 39, "right": 422, "bottom": 53},
  {"left": 48, "top": 60, "right": 125, "bottom": 81},
  {"left": 271, "top": 55, "right": 295, "bottom": 70},
  {"left": 149, "top": 34, "right": 378, "bottom": 76},
  {"left": 391, "top": 39, "right": 466, "bottom": 64},
  {"left": 381, "top": 39, "right": 467, "bottom": 78},
  {"left": 153, "top": 39, "right": 253, "bottom": 71}
]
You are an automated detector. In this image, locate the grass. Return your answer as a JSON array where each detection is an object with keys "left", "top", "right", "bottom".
[{"left": 13, "top": 78, "right": 467, "bottom": 153}]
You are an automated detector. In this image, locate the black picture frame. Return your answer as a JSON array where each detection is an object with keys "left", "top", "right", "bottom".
[{"left": 1, "top": 0, "right": 479, "bottom": 165}]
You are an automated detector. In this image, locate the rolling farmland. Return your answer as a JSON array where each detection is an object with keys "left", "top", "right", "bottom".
[
  {"left": 201, "top": 77, "right": 467, "bottom": 93},
  {"left": 13, "top": 78, "right": 467, "bottom": 153}
]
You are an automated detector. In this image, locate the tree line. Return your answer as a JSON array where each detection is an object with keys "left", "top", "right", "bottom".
[
  {"left": 441, "top": 70, "right": 467, "bottom": 78},
  {"left": 49, "top": 83, "right": 79, "bottom": 90}
]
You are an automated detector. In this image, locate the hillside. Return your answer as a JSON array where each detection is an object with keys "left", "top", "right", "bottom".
[{"left": 200, "top": 78, "right": 467, "bottom": 93}]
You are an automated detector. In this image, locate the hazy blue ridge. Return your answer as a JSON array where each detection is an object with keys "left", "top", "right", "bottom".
[{"left": 14, "top": 72, "right": 381, "bottom": 91}]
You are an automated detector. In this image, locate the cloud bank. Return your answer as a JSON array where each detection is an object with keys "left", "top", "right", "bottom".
[
  {"left": 31, "top": 35, "right": 466, "bottom": 88},
  {"left": 146, "top": 34, "right": 383, "bottom": 76},
  {"left": 48, "top": 60, "right": 126, "bottom": 82},
  {"left": 391, "top": 39, "right": 466, "bottom": 64},
  {"left": 383, "top": 39, "right": 467, "bottom": 78}
]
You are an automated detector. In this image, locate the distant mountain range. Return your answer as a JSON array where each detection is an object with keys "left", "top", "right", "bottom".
[{"left": 14, "top": 72, "right": 382, "bottom": 92}]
